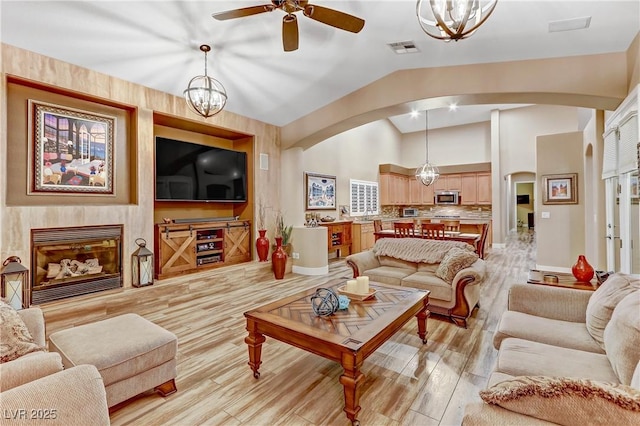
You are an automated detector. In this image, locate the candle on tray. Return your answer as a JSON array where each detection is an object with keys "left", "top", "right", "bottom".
[
  {"left": 345, "top": 279, "right": 357, "bottom": 293},
  {"left": 356, "top": 276, "right": 369, "bottom": 294}
]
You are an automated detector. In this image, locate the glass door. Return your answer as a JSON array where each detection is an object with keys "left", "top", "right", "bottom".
[
  {"left": 629, "top": 171, "right": 639, "bottom": 273},
  {"left": 605, "top": 177, "right": 620, "bottom": 272}
]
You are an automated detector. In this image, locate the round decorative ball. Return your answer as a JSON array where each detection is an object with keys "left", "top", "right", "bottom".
[{"left": 311, "top": 288, "right": 339, "bottom": 316}]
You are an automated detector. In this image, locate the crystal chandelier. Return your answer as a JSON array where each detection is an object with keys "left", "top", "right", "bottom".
[
  {"left": 415, "top": 110, "right": 440, "bottom": 186},
  {"left": 416, "top": 0, "right": 498, "bottom": 41},
  {"left": 183, "top": 45, "right": 227, "bottom": 118}
]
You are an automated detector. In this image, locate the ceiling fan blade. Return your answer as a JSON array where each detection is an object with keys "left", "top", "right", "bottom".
[
  {"left": 212, "top": 5, "right": 274, "bottom": 21},
  {"left": 303, "top": 4, "right": 365, "bottom": 33},
  {"left": 282, "top": 14, "right": 299, "bottom": 52}
]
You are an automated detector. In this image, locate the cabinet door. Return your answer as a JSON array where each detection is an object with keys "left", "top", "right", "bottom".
[
  {"left": 409, "top": 178, "right": 423, "bottom": 204},
  {"left": 379, "top": 174, "right": 392, "bottom": 205},
  {"left": 461, "top": 174, "right": 478, "bottom": 205},
  {"left": 157, "top": 228, "right": 196, "bottom": 277},
  {"left": 224, "top": 224, "right": 251, "bottom": 265},
  {"left": 476, "top": 173, "right": 492, "bottom": 205},
  {"left": 342, "top": 223, "right": 352, "bottom": 244},
  {"left": 422, "top": 182, "right": 435, "bottom": 205},
  {"left": 362, "top": 224, "right": 375, "bottom": 251},
  {"left": 447, "top": 174, "right": 462, "bottom": 191},
  {"left": 434, "top": 176, "right": 448, "bottom": 192}
]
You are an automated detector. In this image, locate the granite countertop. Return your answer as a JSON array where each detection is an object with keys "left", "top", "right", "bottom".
[{"left": 352, "top": 217, "right": 492, "bottom": 224}]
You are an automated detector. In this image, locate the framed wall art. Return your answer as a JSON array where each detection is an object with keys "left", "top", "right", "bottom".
[
  {"left": 542, "top": 173, "right": 578, "bottom": 205},
  {"left": 29, "top": 100, "right": 115, "bottom": 194},
  {"left": 305, "top": 172, "right": 336, "bottom": 210}
]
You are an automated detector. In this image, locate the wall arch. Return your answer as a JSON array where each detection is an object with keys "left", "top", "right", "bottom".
[{"left": 282, "top": 52, "right": 629, "bottom": 149}]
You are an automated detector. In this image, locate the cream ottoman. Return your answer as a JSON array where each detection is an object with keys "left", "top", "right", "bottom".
[{"left": 49, "top": 313, "right": 178, "bottom": 408}]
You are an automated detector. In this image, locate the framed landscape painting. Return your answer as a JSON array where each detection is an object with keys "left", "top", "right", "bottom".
[
  {"left": 542, "top": 173, "right": 577, "bottom": 205},
  {"left": 305, "top": 172, "right": 336, "bottom": 210},
  {"left": 29, "top": 100, "right": 115, "bottom": 195}
]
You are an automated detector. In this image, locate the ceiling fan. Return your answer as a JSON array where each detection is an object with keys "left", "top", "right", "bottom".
[{"left": 212, "top": 0, "right": 365, "bottom": 52}]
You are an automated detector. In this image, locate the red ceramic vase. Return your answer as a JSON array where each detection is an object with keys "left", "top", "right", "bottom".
[
  {"left": 572, "top": 255, "right": 594, "bottom": 282},
  {"left": 256, "top": 229, "right": 269, "bottom": 262},
  {"left": 271, "top": 237, "right": 287, "bottom": 280}
]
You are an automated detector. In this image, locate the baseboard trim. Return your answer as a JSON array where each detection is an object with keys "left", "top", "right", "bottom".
[{"left": 292, "top": 265, "right": 329, "bottom": 276}]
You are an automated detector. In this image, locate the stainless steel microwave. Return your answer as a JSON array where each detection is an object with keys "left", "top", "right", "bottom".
[
  {"left": 435, "top": 191, "right": 460, "bottom": 205},
  {"left": 402, "top": 207, "right": 419, "bottom": 217}
]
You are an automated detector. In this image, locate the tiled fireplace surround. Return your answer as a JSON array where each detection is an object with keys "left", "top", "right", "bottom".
[{"left": 30, "top": 224, "right": 123, "bottom": 305}]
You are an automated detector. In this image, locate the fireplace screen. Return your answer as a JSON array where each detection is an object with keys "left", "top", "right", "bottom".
[{"left": 31, "top": 225, "right": 123, "bottom": 305}]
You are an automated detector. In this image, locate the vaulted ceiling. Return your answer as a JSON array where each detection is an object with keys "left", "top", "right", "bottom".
[{"left": 2, "top": 1, "right": 638, "bottom": 134}]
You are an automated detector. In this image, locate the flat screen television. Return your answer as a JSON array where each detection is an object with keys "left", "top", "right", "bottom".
[
  {"left": 516, "top": 194, "right": 530, "bottom": 204},
  {"left": 155, "top": 137, "right": 247, "bottom": 202}
]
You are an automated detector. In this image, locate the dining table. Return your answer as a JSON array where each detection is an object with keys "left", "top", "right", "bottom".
[{"left": 373, "top": 230, "right": 481, "bottom": 253}]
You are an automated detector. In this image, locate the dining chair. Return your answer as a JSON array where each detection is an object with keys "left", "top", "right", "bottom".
[
  {"left": 477, "top": 222, "right": 490, "bottom": 259},
  {"left": 373, "top": 219, "right": 383, "bottom": 233},
  {"left": 393, "top": 222, "right": 414, "bottom": 238},
  {"left": 442, "top": 220, "right": 460, "bottom": 232},
  {"left": 421, "top": 223, "right": 445, "bottom": 239}
]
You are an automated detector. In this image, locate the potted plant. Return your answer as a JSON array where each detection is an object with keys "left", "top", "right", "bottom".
[
  {"left": 274, "top": 211, "right": 293, "bottom": 256},
  {"left": 255, "top": 198, "right": 269, "bottom": 262}
]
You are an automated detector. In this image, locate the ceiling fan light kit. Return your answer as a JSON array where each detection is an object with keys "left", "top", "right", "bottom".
[
  {"left": 183, "top": 45, "right": 227, "bottom": 118},
  {"left": 213, "top": 1, "right": 365, "bottom": 52},
  {"left": 416, "top": 0, "right": 498, "bottom": 41}
]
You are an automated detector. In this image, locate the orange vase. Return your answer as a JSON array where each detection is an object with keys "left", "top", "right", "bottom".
[
  {"left": 572, "top": 255, "right": 594, "bottom": 282},
  {"left": 271, "top": 237, "right": 287, "bottom": 280}
]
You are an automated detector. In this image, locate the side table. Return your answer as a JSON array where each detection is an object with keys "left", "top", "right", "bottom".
[{"left": 527, "top": 269, "right": 599, "bottom": 291}]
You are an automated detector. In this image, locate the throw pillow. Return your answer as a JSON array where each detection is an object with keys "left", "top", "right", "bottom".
[
  {"left": 585, "top": 273, "right": 640, "bottom": 350},
  {"left": 0, "top": 300, "right": 45, "bottom": 363},
  {"left": 480, "top": 376, "right": 640, "bottom": 426},
  {"left": 435, "top": 247, "right": 479, "bottom": 283}
]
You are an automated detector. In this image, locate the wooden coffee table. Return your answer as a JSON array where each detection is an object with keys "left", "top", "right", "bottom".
[{"left": 244, "top": 280, "right": 430, "bottom": 425}]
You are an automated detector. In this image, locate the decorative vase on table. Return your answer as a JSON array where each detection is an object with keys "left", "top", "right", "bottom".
[
  {"left": 256, "top": 229, "right": 269, "bottom": 262},
  {"left": 271, "top": 237, "right": 287, "bottom": 279},
  {"left": 572, "top": 255, "right": 594, "bottom": 282}
]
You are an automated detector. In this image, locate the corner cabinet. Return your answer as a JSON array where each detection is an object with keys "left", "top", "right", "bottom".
[{"left": 154, "top": 219, "right": 251, "bottom": 279}]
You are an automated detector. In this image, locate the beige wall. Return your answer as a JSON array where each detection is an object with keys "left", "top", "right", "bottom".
[
  {"left": 535, "top": 132, "right": 586, "bottom": 270},
  {"left": 0, "top": 44, "right": 280, "bottom": 288},
  {"left": 400, "top": 121, "right": 491, "bottom": 168}
]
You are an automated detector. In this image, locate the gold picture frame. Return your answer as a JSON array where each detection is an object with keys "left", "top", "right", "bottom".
[
  {"left": 29, "top": 100, "right": 115, "bottom": 195},
  {"left": 542, "top": 173, "right": 577, "bottom": 205}
]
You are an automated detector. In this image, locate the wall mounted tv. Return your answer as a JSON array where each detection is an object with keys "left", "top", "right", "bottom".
[
  {"left": 516, "top": 194, "right": 530, "bottom": 204},
  {"left": 155, "top": 137, "right": 247, "bottom": 202}
]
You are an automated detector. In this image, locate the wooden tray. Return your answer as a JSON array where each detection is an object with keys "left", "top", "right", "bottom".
[{"left": 337, "top": 285, "right": 377, "bottom": 301}]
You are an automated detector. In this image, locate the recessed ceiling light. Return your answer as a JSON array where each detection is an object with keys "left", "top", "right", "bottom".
[
  {"left": 410, "top": 110, "right": 420, "bottom": 118},
  {"left": 549, "top": 16, "right": 591, "bottom": 33},
  {"left": 387, "top": 41, "right": 420, "bottom": 54},
  {"left": 449, "top": 104, "right": 458, "bottom": 111}
]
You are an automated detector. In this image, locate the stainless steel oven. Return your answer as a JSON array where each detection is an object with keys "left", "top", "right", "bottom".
[{"left": 435, "top": 191, "right": 460, "bottom": 205}]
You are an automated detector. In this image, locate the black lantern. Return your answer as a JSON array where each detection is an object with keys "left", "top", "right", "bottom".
[
  {"left": 132, "top": 238, "right": 154, "bottom": 287},
  {"left": 1, "top": 256, "right": 30, "bottom": 310}
]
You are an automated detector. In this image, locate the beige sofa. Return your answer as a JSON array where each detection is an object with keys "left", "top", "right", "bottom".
[
  {"left": 462, "top": 273, "right": 640, "bottom": 425},
  {"left": 345, "top": 238, "right": 486, "bottom": 327},
  {"left": 0, "top": 307, "right": 110, "bottom": 425}
]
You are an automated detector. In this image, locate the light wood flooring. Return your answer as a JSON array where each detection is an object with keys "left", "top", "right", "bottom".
[{"left": 40, "top": 230, "right": 536, "bottom": 426}]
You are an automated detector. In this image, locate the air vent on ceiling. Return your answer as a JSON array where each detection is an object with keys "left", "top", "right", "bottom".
[
  {"left": 388, "top": 41, "right": 420, "bottom": 54},
  {"left": 548, "top": 16, "right": 591, "bottom": 33}
]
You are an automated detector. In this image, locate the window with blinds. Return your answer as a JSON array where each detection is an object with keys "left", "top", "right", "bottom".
[
  {"left": 618, "top": 111, "right": 638, "bottom": 174},
  {"left": 350, "top": 179, "right": 379, "bottom": 217}
]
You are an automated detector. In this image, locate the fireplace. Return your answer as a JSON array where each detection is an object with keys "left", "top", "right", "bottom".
[{"left": 30, "top": 225, "right": 123, "bottom": 305}]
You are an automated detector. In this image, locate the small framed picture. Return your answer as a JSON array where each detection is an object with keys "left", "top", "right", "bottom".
[
  {"left": 542, "top": 173, "right": 577, "bottom": 205},
  {"left": 305, "top": 172, "right": 336, "bottom": 210}
]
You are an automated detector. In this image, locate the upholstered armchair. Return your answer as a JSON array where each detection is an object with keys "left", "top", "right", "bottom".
[{"left": 0, "top": 306, "right": 110, "bottom": 425}]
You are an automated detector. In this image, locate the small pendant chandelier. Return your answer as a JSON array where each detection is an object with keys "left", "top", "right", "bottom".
[
  {"left": 415, "top": 110, "right": 440, "bottom": 186},
  {"left": 416, "top": 0, "right": 498, "bottom": 42},
  {"left": 183, "top": 45, "right": 227, "bottom": 118}
]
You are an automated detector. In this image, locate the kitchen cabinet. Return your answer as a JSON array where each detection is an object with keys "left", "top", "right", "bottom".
[
  {"left": 434, "top": 174, "right": 462, "bottom": 191},
  {"left": 380, "top": 173, "right": 409, "bottom": 205},
  {"left": 461, "top": 174, "right": 478, "bottom": 205},
  {"left": 351, "top": 222, "right": 375, "bottom": 254},
  {"left": 476, "top": 172, "right": 492, "bottom": 205},
  {"left": 410, "top": 178, "right": 435, "bottom": 205}
]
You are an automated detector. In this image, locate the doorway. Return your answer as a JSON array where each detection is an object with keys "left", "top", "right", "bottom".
[{"left": 515, "top": 182, "right": 535, "bottom": 230}]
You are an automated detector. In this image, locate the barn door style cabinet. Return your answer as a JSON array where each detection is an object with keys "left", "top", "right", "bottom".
[{"left": 154, "top": 219, "right": 251, "bottom": 279}]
